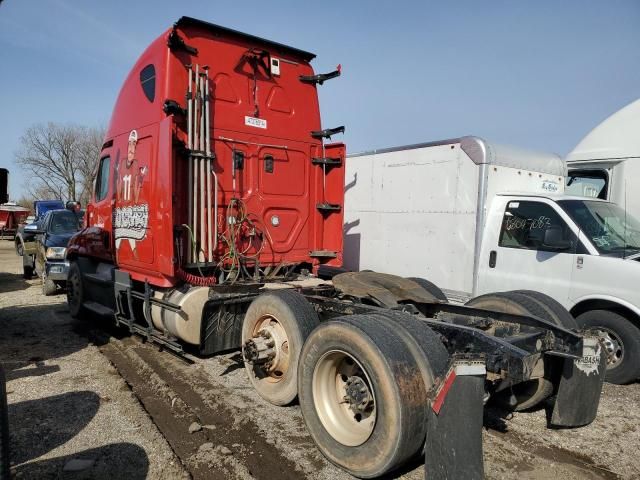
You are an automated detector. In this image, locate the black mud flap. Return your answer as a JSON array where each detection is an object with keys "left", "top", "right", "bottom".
[
  {"left": 424, "top": 361, "right": 486, "bottom": 480},
  {"left": 550, "top": 336, "right": 606, "bottom": 428}
]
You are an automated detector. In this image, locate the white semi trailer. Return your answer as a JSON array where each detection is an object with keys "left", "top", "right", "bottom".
[{"left": 344, "top": 136, "right": 640, "bottom": 384}]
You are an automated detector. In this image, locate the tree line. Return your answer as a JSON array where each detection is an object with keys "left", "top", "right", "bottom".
[{"left": 14, "top": 122, "right": 105, "bottom": 208}]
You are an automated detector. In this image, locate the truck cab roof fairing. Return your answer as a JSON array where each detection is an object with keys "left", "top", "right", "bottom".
[
  {"left": 175, "top": 16, "right": 316, "bottom": 62},
  {"left": 566, "top": 98, "right": 640, "bottom": 162}
]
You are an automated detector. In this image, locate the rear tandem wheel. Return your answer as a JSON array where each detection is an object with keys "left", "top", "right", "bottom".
[
  {"left": 465, "top": 292, "right": 558, "bottom": 411},
  {"left": 241, "top": 290, "right": 319, "bottom": 406},
  {"left": 298, "top": 314, "right": 448, "bottom": 478}
]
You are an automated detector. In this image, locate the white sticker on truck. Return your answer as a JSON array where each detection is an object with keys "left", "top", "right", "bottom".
[
  {"left": 541, "top": 180, "right": 559, "bottom": 192},
  {"left": 245, "top": 116, "right": 267, "bottom": 129},
  {"left": 574, "top": 338, "right": 602, "bottom": 376}
]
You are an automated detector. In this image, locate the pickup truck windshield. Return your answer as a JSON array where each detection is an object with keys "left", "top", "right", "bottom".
[
  {"left": 558, "top": 200, "right": 640, "bottom": 256},
  {"left": 49, "top": 211, "right": 81, "bottom": 235}
]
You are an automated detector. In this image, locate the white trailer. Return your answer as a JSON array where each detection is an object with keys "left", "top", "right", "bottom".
[
  {"left": 344, "top": 136, "right": 640, "bottom": 384},
  {"left": 566, "top": 98, "right": 640, "bottom": 217}
]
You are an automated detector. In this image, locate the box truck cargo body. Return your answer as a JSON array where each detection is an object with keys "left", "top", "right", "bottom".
[
  {"left": 345, "top": 136, "right": 640, "bottom": 384},
  {"left": 344, "top": 136, "right": 566, "bottom": 298}
]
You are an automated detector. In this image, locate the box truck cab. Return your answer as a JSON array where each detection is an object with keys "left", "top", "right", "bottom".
[{"left": 344, "top": 136, "right": 640, "bottom": 384}]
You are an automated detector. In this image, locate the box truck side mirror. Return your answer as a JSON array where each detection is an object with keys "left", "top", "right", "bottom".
[{"left": 542, "top": 225, "right": 572, "bottom": 251}]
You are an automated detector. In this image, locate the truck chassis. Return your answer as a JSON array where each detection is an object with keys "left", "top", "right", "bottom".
[{"left": 69, "top": 262, "right": 605, "bottom": 479}]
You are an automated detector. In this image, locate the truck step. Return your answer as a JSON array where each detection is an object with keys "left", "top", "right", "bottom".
[
  {"left": 312, "top": 157, "right": 342, "bottom": 167},
  {"left": 84, "top": 272, "right": 113, "bottom": 287},
  {"left": 310, "top": 250, "right": 338, "bottom": 259},
  {"left": 316, "top": 202, "right": 342, "bottom": 213},
  {"left": 83, "top": 301, "right": 115, "bottom": 317}
]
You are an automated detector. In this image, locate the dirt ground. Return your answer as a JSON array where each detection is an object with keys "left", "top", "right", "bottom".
[{"left": 0, "top": 240, "right": 639, "bottom": 479}]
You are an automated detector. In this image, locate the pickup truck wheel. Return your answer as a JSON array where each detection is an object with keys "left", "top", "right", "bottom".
[
  {"left": 406, "top": 277, "right": 448, "bottom": 302},
  {"left": 298, "top": 315, "right": 427, "bottom": 478},
  {"left": 466, "top": 293, "right": 553, "bottom": 411},
  {"left": 22, "top": 265, "right": 33, "bottom": 279},
  {"left": 242, "top": 290, "right": 319, "bottom": 406},
  {"left": 67, "top": 261, "right": 87, "bottom": 318},
  {"left": 42, "top": 272, "right": 57, "bottom": 296},
  {"left": 513, "top": 290, "right": 579, "bottom": 329},
  {"left": 575, "top": 310, "right": 640, "bottom": 384},
  {"left": 16, "top": 240, "right": 23, "bottom": 256}
]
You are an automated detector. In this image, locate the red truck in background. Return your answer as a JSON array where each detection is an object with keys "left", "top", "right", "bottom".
[{"left": 67, "top": 17, "right": 606, "bottom": 479}]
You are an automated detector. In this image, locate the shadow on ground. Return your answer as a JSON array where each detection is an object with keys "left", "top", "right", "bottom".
[
  {"left": 0, "top": 272, "right": 31, "bottom": 294},
  {"left": 0, "top": 303, "right": 88, "bottom": 377},
  {"left": 9, "top": 390, "right": 100, "bottom": 464},
  {"left": 15, "top": 442, "right": 149, "bottom": 479}
]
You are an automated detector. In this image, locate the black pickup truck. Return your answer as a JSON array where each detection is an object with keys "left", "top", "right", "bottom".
[{"left": 23, "top": 209, "right": 82, "bottom": 295}]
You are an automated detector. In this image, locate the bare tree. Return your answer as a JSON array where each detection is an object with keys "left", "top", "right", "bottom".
[{"left": 15, "top": 122, "right": 105, "bottom": 206}]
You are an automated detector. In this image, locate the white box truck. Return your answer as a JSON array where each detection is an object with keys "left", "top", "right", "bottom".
[{"left": 344, "top": 136, "right": 640, "bottom": 384}]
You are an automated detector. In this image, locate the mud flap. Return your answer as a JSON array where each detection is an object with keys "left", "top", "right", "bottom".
[
  {"left": 550, "top": 336, "right": 606, "bottom": 427},
  {"left": 424, "top": 361, "right": 486, "bottom": 480}
]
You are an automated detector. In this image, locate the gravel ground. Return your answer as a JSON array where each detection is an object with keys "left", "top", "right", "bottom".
[
  {"left": 1, "top": 240, "right": 639, "bottom": 479},
  {"left": 0, "top": 241, "right": 187, "bottom": 479}
]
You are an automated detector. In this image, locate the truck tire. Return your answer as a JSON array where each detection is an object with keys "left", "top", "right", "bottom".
[
  {"left": 373, "top": 311, "right": 449, "bottom": 382},
  {"left": 298, "top": 315, "right": 429, "bottom": 478},
  {"left": 575, "top": 310, "right": 640, "bottom": 385},
  {"left": 406, "top": 277, "right": 448, "bottom": 302},
  {"left": 465, "top": 293, "right": 553, "bottom": 411},
  {"left": 0, "top": 366, "right": 9, "bottom": 480},
  {"left": 242, "top": 290, "right": 319, "bottom": 406},
  {"left": 513, "top": 290, "right": 579, "bottom": 329},
  {"left": 497, "top": 291, "right": 559, "bottom": 325},
  {"left": 67, "top": 261, "right": 87, "bottom": 318},
  {"left": 42, "top": 272, "right": 57, "bottom": 296},
  {"left": 22, "top": 265, "right": 33, "bottom": 279}
]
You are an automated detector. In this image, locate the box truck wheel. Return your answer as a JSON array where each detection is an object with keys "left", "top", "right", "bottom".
[
  {"left": 576, "top": 310, "right": 640, "bottom": 385},
  {"left": 406, "top": 277, "right": 448, "bottom": 302},
  {"left": 513, "top": 290, "right": 578, "bottom": 329},
  {"left": 242, "top": 290, "right": 319, "bottom": 406},
  {"left": 298, "top": 314, "right": 432, "bottom": 478},
  {"left": 466, "top": 293, "right": 554, "bottom": 410},
  {"left": 67, "top": 261, "right": 87, "bottom": 318}
]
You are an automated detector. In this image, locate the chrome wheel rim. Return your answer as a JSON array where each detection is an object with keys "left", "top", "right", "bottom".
[{"left": 595, "top": 327, "right": 624, "bottom": 368}]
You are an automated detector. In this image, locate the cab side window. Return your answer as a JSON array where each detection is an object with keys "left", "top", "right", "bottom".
[
  {"left": 94, "top": 156, "right": 111, "bottom": 202},
  {"left": 499, "top": 201, "right": 578, "bottom": 252}
]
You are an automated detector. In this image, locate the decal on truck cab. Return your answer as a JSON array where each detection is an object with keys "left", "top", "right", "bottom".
[
  {"left": 541, "top": 180, "right": 559, "bottom": 193},
  {"left": 114, "top": 204, "right": 149, "bottom": 243},
  {"left": 115, "top": 129, "right": 150, "bottom": 259}
]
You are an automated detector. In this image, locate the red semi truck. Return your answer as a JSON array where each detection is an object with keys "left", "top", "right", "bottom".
[{"left": 68, "top": 17, "right": 605, "bottom": 479}]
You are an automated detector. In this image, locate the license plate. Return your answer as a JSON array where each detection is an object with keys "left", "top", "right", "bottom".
[{"left": 50, "top": 265, "right": 64, "bottom": 274}]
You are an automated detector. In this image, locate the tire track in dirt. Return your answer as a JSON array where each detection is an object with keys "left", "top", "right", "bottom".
[{"left": 96, "top": 334, "right": 306, "bottom": 480}]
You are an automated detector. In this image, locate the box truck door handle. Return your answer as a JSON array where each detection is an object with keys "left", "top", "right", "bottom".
[{"left": 489, "top": 250, "right": 497, "bottom": 268}]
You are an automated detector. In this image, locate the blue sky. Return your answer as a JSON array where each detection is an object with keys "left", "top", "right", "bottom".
[{"left": 1, "top": 0, "right": 639, "bottom": 200}]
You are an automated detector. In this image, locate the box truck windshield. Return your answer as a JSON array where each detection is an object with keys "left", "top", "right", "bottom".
[{"left": 558, "top": 199, "right": 640, "bottom": 256}]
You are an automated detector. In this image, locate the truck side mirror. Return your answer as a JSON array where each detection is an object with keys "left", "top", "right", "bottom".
[
  {"left": 24, "top": 223, "right": 43, "bottom": 234},
  {"left": 542, "top": 226, "right": 572, "bottom": 251}
]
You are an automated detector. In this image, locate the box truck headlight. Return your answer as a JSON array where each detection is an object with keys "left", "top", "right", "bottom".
[{"left": 46, "top": 247, "right": 66, "bottom": 260}]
